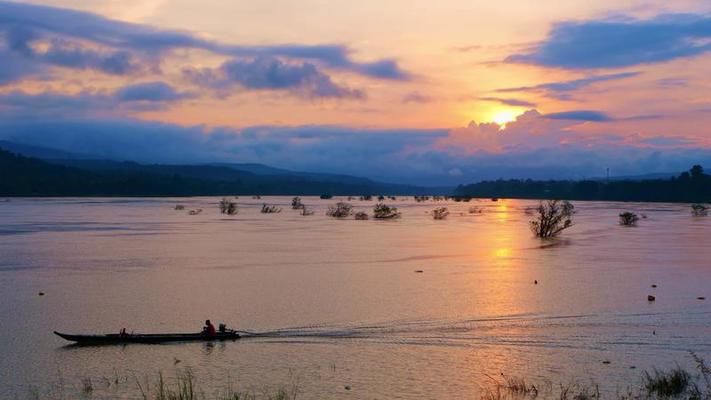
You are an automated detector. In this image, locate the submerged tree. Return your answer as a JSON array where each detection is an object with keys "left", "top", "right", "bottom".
[
  {"left": 354, "top": 211, "right": 369, "bottom": 220},
  {"left": 218, "top": 198, "right": 238, "bottom": 215},
  {"left": 619, "top": 211, "right": 639, "bottom": 226},
  {"left": 261, "top": 203, "right": 282, "bottom": 214},
  {"left": 373, "top": 203, "right": 401, "bottom": 219},
  {"left": 529, "top": 200, "right": 574, "bottom": 238},
  {"left": 691, "top": 204, "right": 708, "bottom": 217},
  {"left": 327, "top": 202, "right": 353, "bottom": 218},
  {"left": 291, "top": 196, "right": 304, "bottom": 210},
  {"left": 432, "top": 207, "right": 449, "bottom": 220}
]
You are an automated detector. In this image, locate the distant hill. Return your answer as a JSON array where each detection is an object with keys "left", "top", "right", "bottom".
[
  {"left": 0, "top": 147, "right": 438, "bottom": 196},
  {"left": 0, "top": 140, "right": 97, "bottom": 160},
  {"left": 0, "top": 140, "right": 450, "bottom": 195}
]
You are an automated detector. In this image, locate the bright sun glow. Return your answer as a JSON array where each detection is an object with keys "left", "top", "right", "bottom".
[{"left": 492, "top": 110, "right": 519, "bottom": 127}]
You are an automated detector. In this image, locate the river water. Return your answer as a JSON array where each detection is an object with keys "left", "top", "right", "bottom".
[{"left": 1, "top": 197, "right": 710, "bottom": 399}]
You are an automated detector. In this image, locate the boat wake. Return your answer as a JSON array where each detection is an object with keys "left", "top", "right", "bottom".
[{"left": 234, "top": 310, "right": 711, "bottom": 352}]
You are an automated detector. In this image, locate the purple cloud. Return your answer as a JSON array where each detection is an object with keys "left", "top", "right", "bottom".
[
  {"left": 0, "top": 1, "right": 410, "bottom": 81},
  {"left": 544, "top": 110, "right": 612, "bottom": 122},
  {"left": 506, "top": 13, "right": 711, "bottom": 69},
  {"left": 114, "top": 82, "right": 194, "bottom": 102},
  {"left": 185, "top": 57, "right": 364, "bottom": 99}
]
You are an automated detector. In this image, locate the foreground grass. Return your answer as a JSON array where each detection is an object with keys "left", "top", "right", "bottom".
[
  {"left": 21, "top": 354, "right": 711, "bottom": 400},
  {"left": 483, "top": 353, "right": 711, "bottom": 400},
  {"left": 25, "top": 368, "right": 298, "bottom": 400}
]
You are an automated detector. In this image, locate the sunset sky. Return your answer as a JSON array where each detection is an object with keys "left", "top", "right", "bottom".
[{"left": 1, "top": 0, "right": 710, "bottom": 184}]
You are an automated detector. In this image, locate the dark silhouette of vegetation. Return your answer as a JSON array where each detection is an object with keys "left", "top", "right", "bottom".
[
  {"left": 692, "top": 204, "right": 708, "bottom": 216},
  {"left": 291, "top": 197, "right": 304, "bottom": 210},
  {"left": 373, "top": 203, "right": 401, "bottom": 219},
  {"left": 619, "top": 212, "right": 639, "bottom": 226},
  {"left": 260, "top": 203, "right": 282, "bottom": 213},
  {"left": 218, "top": 198, "right": 238, "bottom": 215},
  {"left": 354, "top": 211, "right": 369, "bottom": 220},
  {"left": 432, "top": 207, "right": 449, "bottom": 220},
  {"left": 456, "top": 165, "right": 711, "bottom": 203},
  {"left": 326, "top": 202, "right": 353, "bottom": 218},
  {"left": 529, "top": 200, "right": 574, "bottom": 238}
]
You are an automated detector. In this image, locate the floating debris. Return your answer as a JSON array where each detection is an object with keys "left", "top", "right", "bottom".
[
  {"left": 648, "top": 295, "right": 656, "bottom": 302},
  {"left": 415, "top": 270, "right": 423, "bottom": 273},
  {"left": 188, "top": 209, "right": 203, "bottom": 215},
  {"left": 534, "top": 280, "right": 538, "bottom": 285},
  {"left": 698, "top": 297, "right": 706, "bottom": 300},
  {"left": 651, "top": 284, "right": 657, "bottom": 288},
  {"left": 38, "top": 292, "right": 45, "bottom": 296},
  {"left": 174, "top": 204, "right": 185, "bottom": 210}
]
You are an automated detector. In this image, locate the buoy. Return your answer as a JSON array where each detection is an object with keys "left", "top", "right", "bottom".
[
  {"left": 38, "top": 292, "right": 44, "bottom": 296},
  {"left": 345, "top": 385, "right": 351, "bottom": 391},
  {"left": 651, "top": 284, "right": 657, "bottom": 288},
  {"left": 647, "top": 295, "right": 656, "bottom": 301},
  {"left": 534, "top": 280, "right": 538, "bottom": 285}
]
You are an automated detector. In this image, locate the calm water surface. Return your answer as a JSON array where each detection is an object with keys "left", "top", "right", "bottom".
[{"left": 1, "top": 197, "right": 710, "bottom": 399}]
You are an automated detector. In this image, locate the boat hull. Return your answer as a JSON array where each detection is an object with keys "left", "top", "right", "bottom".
[{"left": 54, "top": 331, "right": 240, "bottom": 344}]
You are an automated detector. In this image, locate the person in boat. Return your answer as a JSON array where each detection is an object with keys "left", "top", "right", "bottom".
[{"left": 203, "top": 320, "right": 216, "bottom": 336}]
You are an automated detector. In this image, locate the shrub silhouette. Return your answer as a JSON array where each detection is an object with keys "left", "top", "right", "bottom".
[
  {"left": 327, "top": 202, "right": 353, "bottom": 218},
  {"left": 529, "top": 200, "right": 574, "bottom": 238},
  {"left": 432, "top": 207, "right": 449, "bottom": 220},
  {"left": 692, "top": 204, "right": 708, "bottom": 216},
  {"left": 354, "top": 211, "right": 369, "bottom": 220},
  {"left": 261, "top": 203, "right": 282, "bottom": 213},
  {"left": 218, "top": 198, "right": 237, "bottom": 215},
  {"left": 373, "top": 203, "right": 401, "bottom": 219},
  {"left": 619, "top": 212, "right": 639, "bottom": 226}
]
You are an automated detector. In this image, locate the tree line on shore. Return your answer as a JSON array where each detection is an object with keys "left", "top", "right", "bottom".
[{"left": 455, "top": 165, "right": 711, "bottom": 203}]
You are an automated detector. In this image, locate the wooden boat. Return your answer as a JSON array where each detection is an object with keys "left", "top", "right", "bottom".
[{"left": 54, "top": 330, "right": 240, "bottom": 345}]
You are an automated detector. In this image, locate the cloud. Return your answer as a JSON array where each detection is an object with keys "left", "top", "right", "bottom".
[
  {"left": 497, "top": 72, "right": 640, "bottom": 99},
  {"left": 402, "top": 91, "right": 433, "bottom": 104},
  {"left": 506, "top": 13, "right": 711, "bottom": 69},
  {"left": 0, "top": 0, "right": 410, "bottom": 82},
  {"left": 544, "top": 110, "right": 612, "bottom": 122},
  {"left": 479, "top": 97, "right": 537, "bottom": 107},
  {"left": 0, "top": 84, "right": 193, "bottom": 117},
  {"left": 184, "top": 57, "right": 364, "bottom": 99},
  {"left": 114, "top": 82, "right": 194, "bottom": 102}
]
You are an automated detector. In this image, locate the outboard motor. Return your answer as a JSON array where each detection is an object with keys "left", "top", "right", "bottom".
[{"left": 219, "top": 323, "right": 227, "bottom": 333}]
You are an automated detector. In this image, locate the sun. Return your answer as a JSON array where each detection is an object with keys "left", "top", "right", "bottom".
[{"left": 492, "top": 109, "right": 519, "bottom": 128}]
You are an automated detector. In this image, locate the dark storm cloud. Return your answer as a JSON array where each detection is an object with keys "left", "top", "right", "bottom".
[{"left": 506, "top": 13, "right": 711, "bottom": 69}]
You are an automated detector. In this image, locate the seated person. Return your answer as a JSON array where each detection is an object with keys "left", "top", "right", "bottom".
[{"left": 203, "top": 319, "right": 216, "bottom": 336}]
